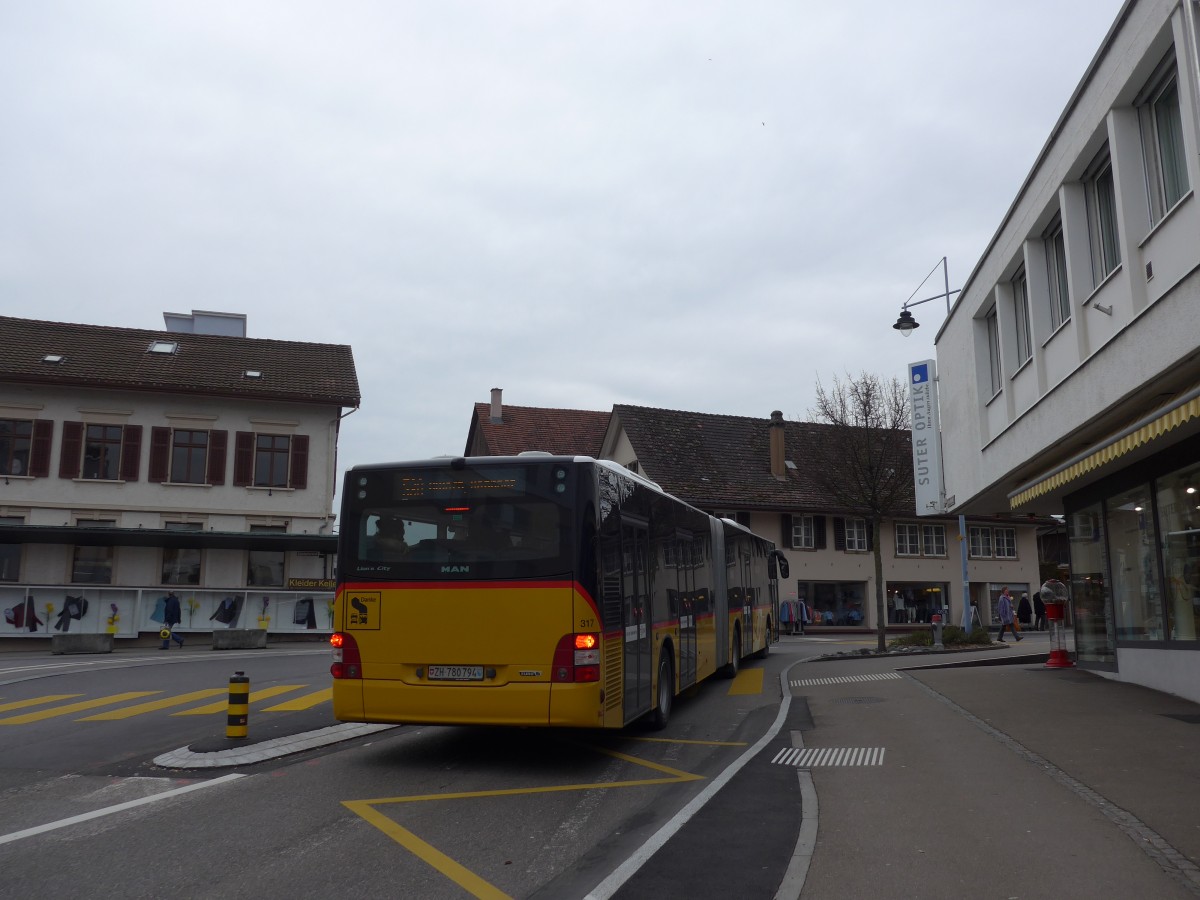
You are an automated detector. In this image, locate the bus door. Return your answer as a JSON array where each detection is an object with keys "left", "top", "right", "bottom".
[
  {"left": 677, "top": 533, "right": 697, "bottom": 686},
  {"left": 622, "top": 520, "right": 652, "bottom": 720},
  {"left": 734, "top": 538, "right": 752, "bottom": 656}
]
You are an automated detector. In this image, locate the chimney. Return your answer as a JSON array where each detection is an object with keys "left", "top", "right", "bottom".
[
  {"left": 490, "top": 388, "right": 503, "bottom": 424},
  {"left": 769, "top": 410, "right": 786, "bottom": 479}
]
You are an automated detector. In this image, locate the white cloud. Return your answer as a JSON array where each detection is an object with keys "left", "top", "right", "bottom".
[{"left": 0, "top": 0, "right": 1126, "bottom": 489}]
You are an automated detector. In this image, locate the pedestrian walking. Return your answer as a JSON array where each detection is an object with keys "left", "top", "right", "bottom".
[
  {"left": 1018, "top": 592, "right": 1033, "bottom": 628},
  {"left": 996, "top": 587, "right": 1022, "bottom": 643},
  {"left": 159, "top": 591, "right": 185, "bottom": 649},
  {"left": 1034, "top": 590, "right": 1048, "bottom": 631}
]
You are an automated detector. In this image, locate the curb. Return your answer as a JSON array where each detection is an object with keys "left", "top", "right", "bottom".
[{"left": 153, "top": 723, "right": 398, "bottom": 769}]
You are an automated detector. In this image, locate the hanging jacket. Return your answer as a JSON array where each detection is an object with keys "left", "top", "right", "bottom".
[
  {"left": 149, "top": 595, "right": 167, "bottom": 624},
  {"left": 53, "top": 595, "right": 88, "bottom": 632},
  {"left": 210, "top": 595, "right": 243, "bottom": 626}
]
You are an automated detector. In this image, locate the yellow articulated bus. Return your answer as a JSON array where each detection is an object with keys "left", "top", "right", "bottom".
[{"left": 331, "top": 455, "right": 788, "bottom": 730}]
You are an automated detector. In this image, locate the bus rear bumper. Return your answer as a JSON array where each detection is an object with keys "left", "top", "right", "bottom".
[{"left": 333, "top": 679, "right": 604, "bottom": 727}]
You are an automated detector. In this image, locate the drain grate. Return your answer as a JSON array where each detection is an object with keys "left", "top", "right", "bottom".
[
  {"left": 831, "top": 696, "right": 885, "bottom": 705},
  {"left": 773, "top": 746, "right": 886, "bottom": 767},
  {"left": 791, "top": 673, "right": 901, "bottom": 687}
]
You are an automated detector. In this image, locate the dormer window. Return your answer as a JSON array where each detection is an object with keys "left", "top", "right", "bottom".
[{"left": 148, "top": 340, "right": 178, "bottom": 355}]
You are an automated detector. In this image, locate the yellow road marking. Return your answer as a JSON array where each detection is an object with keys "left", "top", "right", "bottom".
[
  {"left": 171, "top": 685, "right": 307, "bottom": 716},
  {"left": 343, "top": 801, "right": 514, "bottom": 900},
  {"left": 344, "top": 739, "right": 705, "bottom": 899},
  {"left": 262, "top": 687, "right": 332, "bottom": 711},
  {"left": 80, "top": 689, "right": 228, "bottom": 720},
  {"left": 728, "top": 667, "right": 764, "bottom": 695},
  {"left": 0, "top": 692, "right": 159, "bottom": 725},
  {"left": 0, "top": 695, "right": 81, "bottom": 714}
]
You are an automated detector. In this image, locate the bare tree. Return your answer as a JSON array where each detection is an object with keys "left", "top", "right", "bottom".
[{"left": 808, "top": 372, "right": 912, "bottom": 652}]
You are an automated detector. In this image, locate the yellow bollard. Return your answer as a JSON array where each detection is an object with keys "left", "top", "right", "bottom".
[{"left": 227, "top": 671, "right": 249, "bottom": 739}]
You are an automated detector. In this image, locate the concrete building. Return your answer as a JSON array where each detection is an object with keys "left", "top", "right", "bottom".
[
  {"left": 466, "top": 393, "right": 1045, "bottom": 632},
  {"left": 930, "top": 0, "right": 1200, "bottom": 700},
  {"left": 1, "top": 312, "right": 359, "bottom": 643}
]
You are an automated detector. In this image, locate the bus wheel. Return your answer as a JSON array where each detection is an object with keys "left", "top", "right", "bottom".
[
  {"left": 723, "top": 626, "right": 741, "bottom": 678},
  {"left": 756, "top": 622, "right": 771, "bottom": 659},
  {"left": 651, "top": 652, "right": 673, "bottom": 730}
]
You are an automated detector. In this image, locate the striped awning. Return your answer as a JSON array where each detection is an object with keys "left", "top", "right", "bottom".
[{"left": 1008, "top": 385, "right": 1200, "bottom": 509}]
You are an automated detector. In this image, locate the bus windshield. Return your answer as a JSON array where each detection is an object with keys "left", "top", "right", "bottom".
[{"left": 341, "top": 462, "right": 575, "bottom": 579}]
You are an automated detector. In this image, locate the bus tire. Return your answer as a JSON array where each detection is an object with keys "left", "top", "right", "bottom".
[
  {"left": 723, "top": 626, "right": 741, "bottom": 678},
  {"left": 651, "top": 651, "right": 673, "bottom": 730},
  {"left": 756, "top": 621, "right": 771, "bottom": 659}
]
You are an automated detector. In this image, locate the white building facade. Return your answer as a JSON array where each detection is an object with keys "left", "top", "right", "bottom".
[
  {"left": 1, "top": 313, "right": 359, "bottom": 642},
  {"left": 934, "top": 0, "right": 1200, "bottom": 701}
]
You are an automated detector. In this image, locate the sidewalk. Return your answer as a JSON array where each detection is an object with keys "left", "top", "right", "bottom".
[{"left": 796, "top": 639, "right": 1200, "bottom": 899}]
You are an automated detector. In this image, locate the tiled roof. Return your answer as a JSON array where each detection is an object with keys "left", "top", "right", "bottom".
[
  {"left": 612, "top": 404, "right": 916, "bottom": 514},
  {"left": 0, "top": 316, "right": 360, "bottom": 407},
  {"left": 467, "top": 402, "right": 610, "bottom": 457}
]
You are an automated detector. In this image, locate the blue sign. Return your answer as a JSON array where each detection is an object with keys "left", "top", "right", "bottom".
[{"left": 911, "top": 364, "right": 929, "bottom": 385}]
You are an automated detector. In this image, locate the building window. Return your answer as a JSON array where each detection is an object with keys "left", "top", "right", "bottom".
[
  {"left": 1045, "top": 218, "right": 1071, "bottom": 329},
  {"left": 895, "top": 524, "right": 920, "bottom": 557},
  {"left": 994, "top": 527, "right": 1017, "bottom": 559},
  {"left": 922, "top": 524, "right": 946, "bottom": 557},
  {"left": 969, "top": 526, "right": 993, "bottom": 559},
  {"left": 162, "top": 522, "right": 202, "bottom": 585},
  {"left": 170, "top": 431, "right": 209, "bottom": 484},
  {"left": 1085, "top": 151, "right": 1121, "bottom": 284},
  {"left": 0, "top": 516, "right": 22, "bottom": 582},
  {"left": 792, "top": 515, "right": 814, "bottom": 550},
  {"left": 0, "top": 420, "right": 32, "bottom": 476},
  {"left": 247, "top": 525, "right": 286, "bottom": 586},
  {"left": 72, "top": 520, "right": 116, "bottom": 584},
  {"left": 1140, "top": 63, "right": 1189, "bottom": 223},
  {"left": 845, "top": 519, "right": 868, "bottom": 552},
  {"left": 234, "top": 432, "right": 309, "bottom": 489},
  {"left": 83, "top": 425, "right": 124, "bottom": 480},
  {"left": 986, "top": 308, "right": 1002, "bottom": 396},
  {"left": 1013, "top": 268, "right": 1032, "bottom": 366}
]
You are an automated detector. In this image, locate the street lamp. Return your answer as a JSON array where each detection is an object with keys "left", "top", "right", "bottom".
[
  {"left": 892, "top": 257, "right": 972, "bottom": 633},
  {"left": 891, "top": 256, "right": 961, "bottom": 336}
]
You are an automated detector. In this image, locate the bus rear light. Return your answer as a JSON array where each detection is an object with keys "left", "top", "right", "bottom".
[
  {"left": 330, "top": 631, "right": 362, "bottom": 679},
  {"left": 553, "top": 633, "right": 600, "bottom": 683}
]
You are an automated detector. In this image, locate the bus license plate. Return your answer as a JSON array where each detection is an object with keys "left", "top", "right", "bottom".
[{"left": 428, "top": 665, "right": 484, "bottom": 681}]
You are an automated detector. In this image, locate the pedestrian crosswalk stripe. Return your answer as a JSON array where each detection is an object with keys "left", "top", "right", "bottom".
[
  {"left": 262, "top": 687, "right": 332, "bottom": 711},
  {"left": 790, "top": 673, "right": 902, "bottom": 687},
  {"left": 171, "top": 685, "right": 308, "bottom": 716},
  {"left": 79, "top": 689, "right": 228, "bottom": 721},
  {"left": 0, "top": 695, "right": 82, "bottom": 714},
  {"left": 0, "top": 692, "right": 160, "bottom": 725},
  {"left": 772, "top": 746, "right": 886, "bottom": 767}
]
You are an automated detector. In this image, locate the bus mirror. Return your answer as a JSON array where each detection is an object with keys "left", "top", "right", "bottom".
[{"left": 772, "top": 551, "right": 789, "bottom": 580}]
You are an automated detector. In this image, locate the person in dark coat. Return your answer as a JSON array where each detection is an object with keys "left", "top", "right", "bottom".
[
  {"left": 1017, "top": 592, "right": 1033, "bottom": 628},
  {"left": 159, "top": 592, "right": 185, "bottom": 649},
  {"left": 1033, "top": 591, "right": 1047, "bottom": 631}
]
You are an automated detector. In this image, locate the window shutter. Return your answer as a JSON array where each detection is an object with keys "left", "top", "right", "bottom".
[
  {"left": 30, "top": 420, "right": 53, "bottom": 477},
  {"left": 233, "top": 432, "right": 254, "bottom": 487},
  {"left": 207, "top": 430, "right": 228, "bottom": 485},
  {"left": 149, "top": 427, "right": 171, "bottom": 482},
  {"left": 833, "top": 517, "right": 845, "bottom": 551},
  {"left": 59, "top": 421, "right": 84, "bottom": 479},
  {"left": 290, "top": 434, "right": 309, "bottom": 489},
  {"left": 781, "top": 514, "right": 793, "bottom": 549},
  {"left": 814, "top": 516, "right": 827, "bottom": 549},
  {"left": 866, "top": 520, "right": 874, "bottom": 551},
  {"left": 120, "top": 425, "right": 142, "bottom": 481}
]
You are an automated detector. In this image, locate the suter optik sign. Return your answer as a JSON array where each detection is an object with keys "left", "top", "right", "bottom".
[{"left": 908, "top": 359, "right": 944, "bottom": 516}]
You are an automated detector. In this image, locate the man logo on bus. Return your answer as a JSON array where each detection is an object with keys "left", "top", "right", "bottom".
[{"left": 441, "top": 565, "right": 470, "bottom": 574}]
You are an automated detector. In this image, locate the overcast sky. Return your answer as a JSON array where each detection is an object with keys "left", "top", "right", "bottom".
[{"left": 2, "top": 1, "right": 1126, "bottom": 487}]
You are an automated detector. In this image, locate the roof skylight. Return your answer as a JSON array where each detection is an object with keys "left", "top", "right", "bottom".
[
  {"left": 42, "top": 354, "right": 65, "bottom": 364},
  {"left": 148, "top": 340, "right": 179, "bottom": 355}
]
